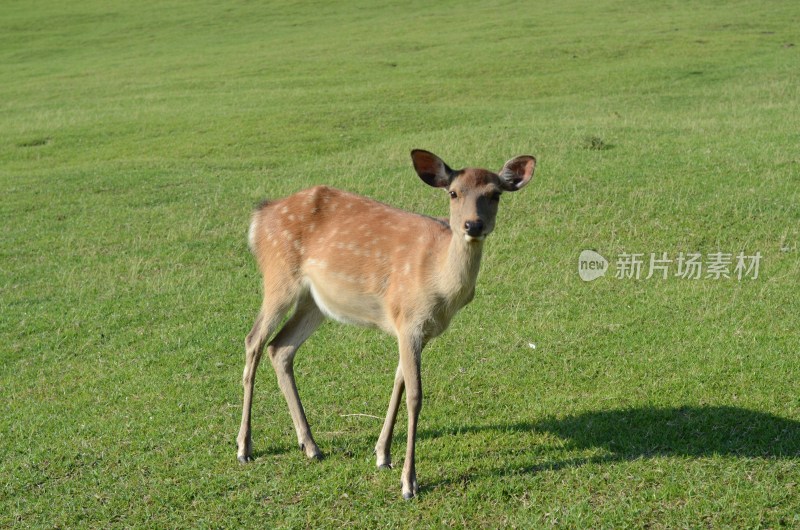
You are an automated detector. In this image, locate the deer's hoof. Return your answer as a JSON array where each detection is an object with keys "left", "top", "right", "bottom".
[
  {"left": 300, "top": 443, "right": 323, "bottom": 461},
  {"left": 401, "top": 475, "right": 418, "bottom": 499},
  {"left": 237, "top": 455, "right": 253, "bottom": 464}
]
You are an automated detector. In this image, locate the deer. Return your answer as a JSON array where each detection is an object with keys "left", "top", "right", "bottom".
[{"left": 237, "top": 149, "right": 536, "bottom": 499}]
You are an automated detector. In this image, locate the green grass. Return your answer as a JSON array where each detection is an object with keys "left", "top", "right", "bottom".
[{"left": 2, "top": 0, "right": 799, "bottom": 527}]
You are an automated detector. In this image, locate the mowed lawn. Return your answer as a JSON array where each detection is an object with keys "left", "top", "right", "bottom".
[{"left": 2, "top": 0, "right": 799, "bottom": 527}]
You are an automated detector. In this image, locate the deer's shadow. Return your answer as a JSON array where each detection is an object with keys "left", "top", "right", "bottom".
[
  {"left": 418, "top": 405, "right": 800, "bottom": 490},
  {"left": 246, "top": 405, "right": 800, "bottom": 484}
]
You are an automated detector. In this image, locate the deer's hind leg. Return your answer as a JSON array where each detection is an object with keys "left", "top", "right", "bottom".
[
  {"left": 267, "top": 292, "right": 326, "bottom": 459},
  {"left": 237, "top": 277, "right": 298, "bottom": 463}
]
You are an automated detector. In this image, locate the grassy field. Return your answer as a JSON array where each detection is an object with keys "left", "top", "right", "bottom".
[{"left": 2, "top": 0, "right": 799, "bottom": 527}]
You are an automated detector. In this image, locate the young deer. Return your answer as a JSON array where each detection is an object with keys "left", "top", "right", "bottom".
[{"left": 238, "top": 150, "right": 536, "bottom": 499}]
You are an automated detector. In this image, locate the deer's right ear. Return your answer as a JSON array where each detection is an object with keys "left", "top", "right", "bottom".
[
  {"left": 498, "top": 155, "right": 536, "bottom": 191},
  {"left": 411, "top": 149, "right": 454, "bottom": 188}
]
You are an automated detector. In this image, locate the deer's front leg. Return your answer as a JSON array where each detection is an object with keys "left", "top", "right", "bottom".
[
  {"left": 376, "top": 363, "right": 404, "bottom": 469},
  {"left": 398, "top": 335, "right": 422, "bottom": 499}
]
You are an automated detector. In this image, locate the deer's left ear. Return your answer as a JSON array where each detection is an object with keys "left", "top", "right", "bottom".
[
  {"left": 498, "top": 155, "right": 536, "bottom": 191},
  {"left": 411, "top": 149, "right": 454, "bottom": 188}
]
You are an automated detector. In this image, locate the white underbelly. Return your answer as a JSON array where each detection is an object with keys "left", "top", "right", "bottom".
[{"left": 305, "top": 278, "right": 390, "bottom": 331}]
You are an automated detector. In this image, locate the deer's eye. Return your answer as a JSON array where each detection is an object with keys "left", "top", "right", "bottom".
[{"left": 449, "top": 191, "right": 457, "bottom": 199}]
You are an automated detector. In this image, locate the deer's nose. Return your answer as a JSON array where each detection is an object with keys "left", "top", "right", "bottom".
[{"left": 464, "top": 220, "right": 484, "bottom": 237}]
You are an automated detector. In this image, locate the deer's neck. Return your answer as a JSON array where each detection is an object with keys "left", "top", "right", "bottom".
[{"left": 436, "top": 232, "right": 484, "bottom": 304}]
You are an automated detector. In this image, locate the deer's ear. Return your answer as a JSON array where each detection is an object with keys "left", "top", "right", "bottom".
[
  {"left": 411, "top": 149, "right": 454, "bottom": 188},
  {"left": 498, "top": 155, "right": 536, "bottom": 191}
]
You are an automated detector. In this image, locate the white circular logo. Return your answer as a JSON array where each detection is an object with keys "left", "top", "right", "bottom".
[{"left": 578, "top": 250, "right": 608, "bottom": 281}]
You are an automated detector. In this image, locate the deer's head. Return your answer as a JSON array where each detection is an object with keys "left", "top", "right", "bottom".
[{"left": 411, "top": 150, "right": 536, "bottom": 242}]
